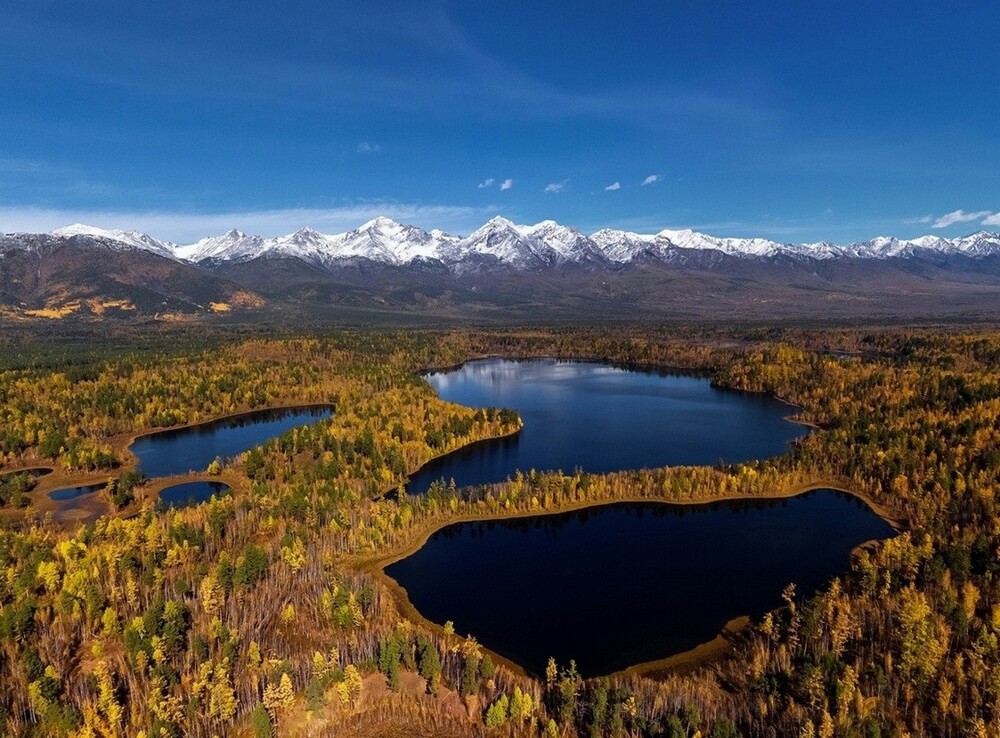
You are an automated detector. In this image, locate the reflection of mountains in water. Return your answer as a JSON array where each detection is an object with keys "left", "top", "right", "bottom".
[{"left": 427, "top": 358, "right": 711, "bottom": 389}]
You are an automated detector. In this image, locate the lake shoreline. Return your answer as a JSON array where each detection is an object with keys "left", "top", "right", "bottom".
[
  {"left": 356, "top": 478, "right": 903, "bottom": 680},
  {"left": 6, "top": 355, "right": 805, "bottom": 526},
  {"left": 121, "top": 401, "right": 336, "bottom": 468},
  {"left": 360, "top": 479, "right": 901, "bottom": 571},
  {"left": 7, "top": 402, "right": 333, "bottom": 525},
  {"left": 1, "top": 352, "right": 907, "bottom": 682},
  {"left": 398, "top": 423, "right": 523, "bottom": 496},
  {"left": 613, "top": 616, "right": 752, "bottom": 680}
]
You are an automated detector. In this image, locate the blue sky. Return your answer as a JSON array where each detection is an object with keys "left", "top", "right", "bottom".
[{"left": 1, "top": 0, "right": 998, "bottom": 242}]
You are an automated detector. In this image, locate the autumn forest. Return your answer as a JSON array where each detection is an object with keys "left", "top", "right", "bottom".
[{"left": 1, "top": 325, "right": 999, "bottom": 738}]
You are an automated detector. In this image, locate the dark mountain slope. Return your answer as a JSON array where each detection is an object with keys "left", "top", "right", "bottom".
[
  {"left": 0, "top": 234, "right": 263, "bottom": 319},
  {"left": 2, "top": 231, "right": 998, "bottom": 323}
]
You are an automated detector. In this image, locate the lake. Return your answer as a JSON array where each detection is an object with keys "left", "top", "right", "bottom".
[
  {"left": 129, "top": 405, "right": 332, "bottom": 478},
  {"left": 158, "top": 481, "right": 230, "bottom": 508},
  {"left": 386, "top": 489, "right": 895, "bottom": 676},
  {"left": 407, "top": 359, "right": 806, "bottom": 493}
]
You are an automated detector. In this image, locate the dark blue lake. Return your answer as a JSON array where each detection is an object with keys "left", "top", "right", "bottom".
[
  {"left": 129, "top": 406, "right": 332, "bottom": 478},
  {"left": 158, "top": 481, "right": 230, "bottom": 508},
  {"left": 386, "top": 489, "right": 895, "bottom": 676},
  {"left": 407, "top": 359, "right": 806, "bottom": 493}
]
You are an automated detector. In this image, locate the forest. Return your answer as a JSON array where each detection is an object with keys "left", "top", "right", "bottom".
[{"left": 0, "top": 325, "right": 998, "bottom": 738}]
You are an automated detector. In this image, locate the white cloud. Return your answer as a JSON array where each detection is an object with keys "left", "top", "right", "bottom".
[
  {"left": 500, "top": 178, "right": 514, "bottom": 191},
  {"left": 477, "top": 177, "right": 495, "bottom": 189},
  {"left": 357, "top": 141, "right": 381, "bottom": 153},
  {"left": 981, "top": 213, "right": 1000, "bottom": 226},
  {"left": 904, "top": 214, "right": 934, "bottom": 224},
  {"left": 932, "top": 209, "right": 992, "bottom": 228},
  {"left": 544, "top": 179, "right": 569, "bottom": 194},
  {"left": 641, "top": 174, "right": 662, "bottom": 186},
  {"left": 0, "top": 203, "right": 494, "bottom": 243},
  {"left": 604, "top": 181, "right": 621, "bottom": 191}
]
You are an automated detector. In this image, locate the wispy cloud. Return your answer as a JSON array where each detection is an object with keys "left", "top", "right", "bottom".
[
  {"left": 500, "top": 178, "right": 514, "bottom": 191},
  {"left": 641, "top": 174, "right": 662, "bottom": 186},
  {"left": 477, "top": 177, "right": 495, "bottom": 189},
  {"left": 932, "top": 209, "right": 992, "bottom": 228},
  {"left": 0, "top": 157, "right": 71, "bottom": 175},
  {"left": 604, "top": 181, "right": 621, "bottom": 191},
  {"left": 1, "top": 6, "right": 780, "bottom": 131},
  {"left": 904, "top": 214, "right": 934, "bottom": 224},
  {"left": 983, "top": 213, "right": 1000, "bottom": 226},
  {"left": 357, "top": 141, "right": 381, "bottom": 153},
  {"left": 0, "top": 203, "right": 495, "bottom": 243},
  {"left": 544, "top": 179, "right": 569, "bottom": 194}
]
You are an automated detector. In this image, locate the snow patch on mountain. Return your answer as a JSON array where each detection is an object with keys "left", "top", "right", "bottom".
[
  {"left": 178, "top": 229, "right": 267, "bottom": 261},
  {"left": 53, "top": 224, "right": 179, "bottom": 260},
  {"left": 43, "top": 220, "right": 1000, "bottom": 271}
]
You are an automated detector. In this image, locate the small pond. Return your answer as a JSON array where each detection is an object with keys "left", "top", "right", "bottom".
[
  {"left": 158, "top": 481, "right": 230, "bottom": 509},
  {"left": 49, "top": 483, "right": 105, "bottom": 501},
  {"left": 48, "top": 484, "right": 108, "bottom": 524}
]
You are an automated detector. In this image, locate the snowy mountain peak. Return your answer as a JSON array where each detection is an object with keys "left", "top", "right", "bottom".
[
  {"left": 522, "top": 220, "right": 604, "bottom": 262},
  {"left": 181, "top": 229, "right": 268, "bottom": 262},
  {"left": 358, "top": 216, "right": 402, "bottom": 230},
  {"left": 54, "top": 223, "right": 110, "bottom": 239},
  {"left": 480, "top": 215, "right": 519, "bottom": 230},
  {"left": 52, "top": 223, "right": 178, "bottom": 259},
  {"left": 289, "top": 226, "right": 323, "bottom": 239},
  {"left": 457, "top": 216, "right": 561, "bottom": 267}
]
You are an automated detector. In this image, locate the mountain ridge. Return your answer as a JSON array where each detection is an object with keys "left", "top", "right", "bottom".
[
  {"left": 27, "top": 219, "right": 1000, "bottom": 272},
  {"left": 4, "top": 220, "right": 999, "bottom": 322}
]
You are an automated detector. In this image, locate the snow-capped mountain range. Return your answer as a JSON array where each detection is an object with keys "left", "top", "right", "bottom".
[{"left": 41, "top": 217, "right": 1000, "bottom": 271}]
